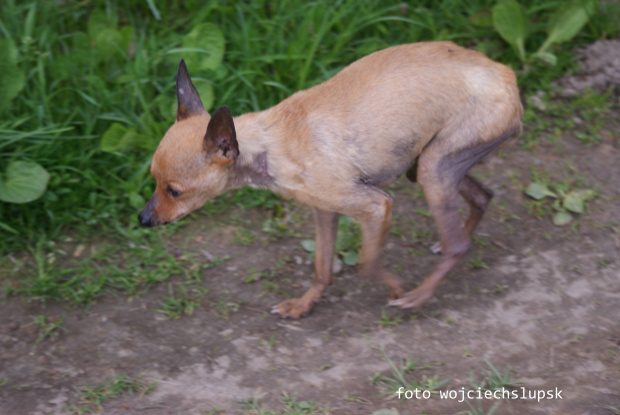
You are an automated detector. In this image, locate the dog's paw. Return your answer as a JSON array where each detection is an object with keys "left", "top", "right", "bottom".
[
  {"left": 271, "top": 299, "right": 312, "bottom": 319},
  {"left": 388, "top": 285, "right": 435, "bottom": 309}
]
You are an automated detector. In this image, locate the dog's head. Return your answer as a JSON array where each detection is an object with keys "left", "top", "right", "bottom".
[{"left": 138, "top": 61, "right": 238, "bottom": 227}]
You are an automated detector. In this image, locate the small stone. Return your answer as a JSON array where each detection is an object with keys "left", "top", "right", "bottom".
[{"left": 332, "top": 257, "right": 343, "bottom": 274}]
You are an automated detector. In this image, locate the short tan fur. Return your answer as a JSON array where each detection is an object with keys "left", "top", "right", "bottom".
[{"left": 139, "top": 41, "right": 523, "bottom": 318}]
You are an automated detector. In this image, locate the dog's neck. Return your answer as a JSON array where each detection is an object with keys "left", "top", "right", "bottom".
[{"left": 226, "top": 111, "right": 276, "bottom": 190}]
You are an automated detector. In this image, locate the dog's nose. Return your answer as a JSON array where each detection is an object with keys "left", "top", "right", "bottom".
[{"left": 138, "top": 211, "right": 154, "bottom": 227}]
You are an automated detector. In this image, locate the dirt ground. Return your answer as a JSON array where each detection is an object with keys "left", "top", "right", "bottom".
[{"left": 2, "top": 45, "right": 620, "bottom": 415}]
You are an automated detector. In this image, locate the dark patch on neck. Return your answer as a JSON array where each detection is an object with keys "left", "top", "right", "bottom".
[{"left": 229, "top": 152, "right": 274, "bottom": 189}]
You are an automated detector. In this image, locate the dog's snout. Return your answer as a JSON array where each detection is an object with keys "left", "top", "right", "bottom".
[
  {"left": 138, "top": 210, "right": 155, "bottom": 227},
  {"left": 138, "top": 194, "right": 160, "bottom": 227}
]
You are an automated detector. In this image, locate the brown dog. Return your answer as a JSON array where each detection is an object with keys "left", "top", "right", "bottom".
[{"left": 139, "top": 41, "right": 523, "bottom": 318}]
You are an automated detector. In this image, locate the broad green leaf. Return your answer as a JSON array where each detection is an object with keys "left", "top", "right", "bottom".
[
  {"left": 93, "top": 27, "right": 124, "bottom": 60},
  {"left": 100, "top": 123, "right": 126, "bottom": 151},
  {"left": 563, "top": 189, "right": 595, "bottom": 213},
  {"left": 342, "top": 251, "right": 359, "bottom": 266},
  {"left": 548, "top": 0, "right": 596, "bottom": 43},
  {"left": 87, "top": 9, "right": 117, "bottom": 40},
  {"left": 552, "top": 210, "right": 572, "bottom": 226},
  {"left": 470, "top": 8, "right": 494, "bottom": 28},
  {"left": 119, "top": 26, "right": 135, "bottom": 55},
  {"left": 525, "top": 182, "right": 556, "bottom": 200},
  {"left": 492, "top": 0, "right": 527, "bottom": 61},
  {"left": 0, "top": 160, "right": 50, "bottom": 204},
  {"left": 180, "top": 23, "right": 225, "bottom": 71},
  {"left": 563, "top": 192, "right": 584, "bottom": 213},
  {"left": 0, "top": 38, "right": 19, "bottom": 64},
  {"left": 533, "top": 51, "right": 558, "bottom": 66},
  {"left": 539, "top": 0, "right": 596, "bottom": 54},
  {"left": 0, "top": 39, "right": 26, "bottom": 114},
  {"left": 194, "top": 81, "right": 214, "bottom": 111},
  {"left": 301, "top": 239, "right": 316, "bottom": 252},
  {"left": 100, "top": 123, "right": 138, "bottom": 152}
]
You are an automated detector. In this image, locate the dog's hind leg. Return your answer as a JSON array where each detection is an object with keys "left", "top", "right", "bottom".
[
  {"left": 408, "top": 159, "right": 494, "bottom": 255},
  {"left": 459, "top": 173, "right": 494, "bottom": 236},
  {"left": 391, "top": 126, "right": 518, "bottom": 308}
]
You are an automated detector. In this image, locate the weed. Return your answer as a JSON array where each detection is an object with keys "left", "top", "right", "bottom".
[
  {"left": 243, "top": 268, "right": 272, "bottom": 284},
  {"left": 371, "top": 346, "right": 448, "bottom": 396},
  {"left": 232, "top": 227, "right": 256, "bottom": 246},
  {"left": 258, "top": 335, "right": 280, "bottom": 351},
  {"left": 492, "top": 283, "right": 509, "bottom": 294},
  {"left": 211, "top": 293, "right": 241, "bottom": 319},
  {"left": 69, "top": 374, "right": 155, "bottom": 414},
  {"left": 30, "top": 315, "right": 66, "bottom": 346},
  {"left": 457, "top": 401, "right": 502, "bottom": 415},
  {"left": 524, "top": 178, "right": 596, "bottom": 226},
  {"left": 236, "top": 394, "right": 328, "bottom": 415},
  {"left": 469, "top": 255, "right": 489, "bottom": 270},
  {"left": 377, "top": 309, "right": 403, "bottom": 327},
  {"left": 156, "top": 283, "right": 207, "bottom": 319},
  {"left": 469, "top": 360, "right": 519, "bottom": 391}
]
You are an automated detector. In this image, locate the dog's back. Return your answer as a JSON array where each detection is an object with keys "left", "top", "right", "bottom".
[{"left": 262, "top": 41, "right": 522, "bottom": 190}]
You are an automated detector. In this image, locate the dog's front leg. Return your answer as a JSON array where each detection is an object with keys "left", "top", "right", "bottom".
[{"left": 272, "top": 208, "right": 339, "bottom": 318}]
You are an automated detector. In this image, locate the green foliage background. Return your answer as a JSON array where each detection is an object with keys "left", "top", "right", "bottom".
[{"left": 0, "top": 0, "right": 617, "bottom": 253}]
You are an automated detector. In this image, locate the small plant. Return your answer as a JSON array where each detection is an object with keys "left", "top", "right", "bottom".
[
  {"left": 280, "top": 392, "right": 325, "bottom": 414},
  {"left": 469, "top": 360, "right": 519, "bottom": 391},
  {"left": 243, "top": 268, "right": 272, "bottom": 284},
  {"left": 30, "top": 315, "right": 66, "bottom": 346},
  {"left": 459, "top": 401, "right": 502, "bottom": 415},
  {"left": 469, "top": 255, "right": 489, "bottom": 270},
  {"left": 236, "top": 394, "right": 327, "bottom": 415},
  {"left": 211, "top": 294, "right": 241, "bottom": 319},
  {"left": 301, "top": 216, "right": 361, "bottom": 266},
  {"left": 371, "top": 347, "right": 448, "bottom": 396},
  {"left": 156, "top": 283, "right": 205, "bottom": 319},
  {"left": 377, "top": 309, "right": 403, "bottom": 327},
  {"left": 232, "top": 227, "right": 256, "bottom": 246},
  {"left": 69, "top": 374, "right": 155, "bottom": 414},
  {"left": 524, "top": 181, "right": 595, "bottom": 226},
  {"left": 492, "top": 0, "right": 596, "bottom": 65}
]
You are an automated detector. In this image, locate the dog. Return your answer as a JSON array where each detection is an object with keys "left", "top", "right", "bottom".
[{"left": 138, "top": 41, "right": 523, "bottom": 318}]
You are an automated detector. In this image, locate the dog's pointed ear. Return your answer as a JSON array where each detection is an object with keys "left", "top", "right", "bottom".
[
  {"left": 203, "top": 105, "right": 239, "bottom": 164},
  {"left": 176, "top": 59, "right": 206, "bottom": 121}
]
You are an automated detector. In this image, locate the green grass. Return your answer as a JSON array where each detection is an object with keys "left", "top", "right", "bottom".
[
  {"left": 237, "top": 393, "right": 329, "bottom": 415},
  {"left": 0, "top": 0, "right": 617, "bottom": 305},
  {"left": 69, "top": 374, "right": 155, "bottom": 414},
  {"left": 3, "top": 230, "right": 225, "bottom": 306},
  {"left": 370, "top": 346, "right": 450, "bottom": 396}
]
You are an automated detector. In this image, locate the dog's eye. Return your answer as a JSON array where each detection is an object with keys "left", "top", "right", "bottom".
[{"left": 166, "top": 186, "right": 182, "bottom": 198}]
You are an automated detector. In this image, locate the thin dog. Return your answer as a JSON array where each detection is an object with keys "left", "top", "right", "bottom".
[{"left": 138, "top": 41, "right": 523, "bottom": 318}]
